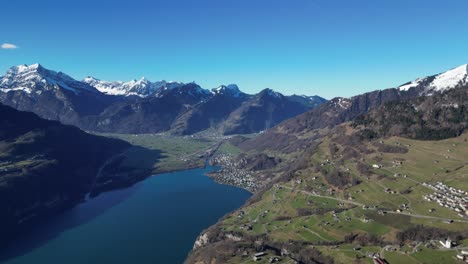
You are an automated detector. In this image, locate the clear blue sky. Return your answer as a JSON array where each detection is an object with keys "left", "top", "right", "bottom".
[{"left": 1, "top": 0, "right": 468, "bottom": 98}]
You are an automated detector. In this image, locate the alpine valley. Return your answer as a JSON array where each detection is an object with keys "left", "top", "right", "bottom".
[{"left": 0, "top": 63, "right": 467, "bottom": 264}]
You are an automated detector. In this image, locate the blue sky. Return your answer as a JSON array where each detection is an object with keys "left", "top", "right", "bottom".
[{"left": 1, "top": 0, "right": 468, "bottom": 98}]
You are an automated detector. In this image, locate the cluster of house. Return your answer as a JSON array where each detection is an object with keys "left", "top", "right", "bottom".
[
  {"left": 383, "top": 245, "right": 399, "bottom": 252},
  {"left": 391, "top": 160, "right": 403, "bottom": 167},
  {"left": 252, "top": 252, "right": 280, "bottom": 263},
  {"left": 320, "top": 159, "right": 335, "bottom": 166},
  {"left": 209, "top": 154, "right": 259, "bottom": 192},
  {"left": 439, "top": 238, "right": 454, "bottom": 249},
  {"left": 362, "top": 204, "right": 377, "bottom": 210},
  {"left": 422, "top": 182, "right": 468, "bottom": 218},
  {"left": 456, "top": 249, "right": 468, "bottom": 262},
  {"left": 383, "top": 187, "right": 397, "bottom": 194},
  {"left": 437, "top": 239, "right": 468, "bottom": 262},
  {"left": 373, "top": 161, "right": 402, "bottom": 169},
  {"left": 396, "top": 203, "right": 410, "bottom": 213}
]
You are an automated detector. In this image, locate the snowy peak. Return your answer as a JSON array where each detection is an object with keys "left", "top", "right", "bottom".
[
  {"left": 167, "top": 82, "right": 210, "bottom": 96},
  {"left": 154, "top": 82, "right": 211, "bottom": 102},
  {"left": 83, "top": 76, "right": 101, "bottom": 83},
  {"left": 211, "top": 84, "right": 244, "bottom": 97},
  {"left": 4, "top": 63, "right": 45, "bottom": 79},
  {"left": 431, "top": 64, "right": 468, "bottom": 91},
  {"left": 83, "top": 77, "right": 126, "bottom": 96},
  {"left": 7, "top": 63, "right": 43, "bottom": 75},
  {"left": 0, "top": 63, "right": 97, "bottom": 95},
  {"left": 83, "top": 76, "right": 185, "bottom": 97},
  {"left": 398, "top": 64, "right": 468, "bottom": 94}
]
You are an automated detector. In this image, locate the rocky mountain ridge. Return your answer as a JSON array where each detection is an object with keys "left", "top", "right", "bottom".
[{"left": 0, "top": 64, "right": 326, "bottom": 135}]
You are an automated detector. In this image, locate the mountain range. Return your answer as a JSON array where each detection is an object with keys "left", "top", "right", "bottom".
[
  {"left": 243, "top": 64, "right": 468, "bottom": 152},
  {"left": 0, "top": 64, "right": 327, "bottom": 135}
]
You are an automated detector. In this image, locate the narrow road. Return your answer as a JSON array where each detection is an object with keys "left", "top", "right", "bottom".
[
  {"left": 303, "top": 227, "right": 330, "bottom": 241},
  {"left": 204, "top": 141, "right": 225, "bottom": 166},
  {"left": 280, "top": 185, "right": 363, "bottom": 206},
  {"left": 181, "top": 141, "right": 221, "bottom": 160}
]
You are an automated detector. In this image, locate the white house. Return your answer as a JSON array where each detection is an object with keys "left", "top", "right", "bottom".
[{"left": 439, "top": 238, "right": 452, "bottom": 249}]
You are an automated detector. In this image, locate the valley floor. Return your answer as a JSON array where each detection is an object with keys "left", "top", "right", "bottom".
[{"left": 89, "top": 131, "right": 250, "bottom": 195}]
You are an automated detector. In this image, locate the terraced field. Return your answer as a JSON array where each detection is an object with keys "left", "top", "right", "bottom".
[{"left": 198, "top": 132, "right": 468, "bottom": 263}]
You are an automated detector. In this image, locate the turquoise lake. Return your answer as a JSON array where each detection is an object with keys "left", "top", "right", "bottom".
[{"left": 0, "top": 166, "right": 251, "bottom": 264}]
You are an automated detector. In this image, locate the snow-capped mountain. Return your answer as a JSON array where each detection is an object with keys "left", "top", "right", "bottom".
[
  {"left": 83, "top": 76, "right": 185, "bottom": 97},
  {"left": 0, "top": 63, "right": 326, "bottom": 135},
  {"left": 0, "top": 64, "right": 99, "bottom": 95},
  {"left": 398, "top": 64, "right": 468, "bottom": 95},
  {"left": 0, "top": 64, "right": 117, "bottom": 128},
  {"left": 270, "top": 65, "right": 468, "bottom": 136},
  {"left": 157, "top": 82, "right": 211, "bottom": 98},
  {"left": 211, "top": 84, "right": 245, "bottom": 97}
]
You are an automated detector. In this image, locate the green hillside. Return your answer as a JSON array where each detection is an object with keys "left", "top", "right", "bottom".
[{"left": 188, "top": 131, "right": 468, "bottom": 264}]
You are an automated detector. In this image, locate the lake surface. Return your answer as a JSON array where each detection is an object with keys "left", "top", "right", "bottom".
[{"left": 0, "top": 166, "right": 251, "bottom": 264}]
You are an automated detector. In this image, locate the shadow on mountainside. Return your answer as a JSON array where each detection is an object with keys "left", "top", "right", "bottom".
[{"left": 0, "top": 146, "right": 165, "bottom": 262}]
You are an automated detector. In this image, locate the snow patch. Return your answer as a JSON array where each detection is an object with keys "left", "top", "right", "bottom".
[
  {"left": 331, "top": 97, "right": 351, "bottom": 109},
  {"left": 398, "top": 78, "right": 423, "bottom": 91},
  {"left": 212, "top": 84, "right": 242, "bottom": 97},
  {"left": 430, "top": 64, "right": 468, "bottom": 91},
  {"left": 83, "top": 76, "right": 185, "bottom": 97},
  {"left": 398, "top": 64, "right": 468, "bottom": 94},
  {"left": 0, "top": 64, "right": 97, "bottom": 95}
]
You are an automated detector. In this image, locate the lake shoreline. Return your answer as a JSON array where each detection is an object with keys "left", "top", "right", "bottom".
[{"left": 0, "top": 165, "right": 252, "bottom": 264}]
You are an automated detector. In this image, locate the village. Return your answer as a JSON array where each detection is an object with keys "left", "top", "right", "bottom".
[
  {"left": 197, "top": 134, "right": 468, "bottom": 263},
  {"left": 422, "top": 182, "right": 468, "bottom": 219},
  {"left": 207, "top": 154, "right": 259, "bottom": 192}
]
